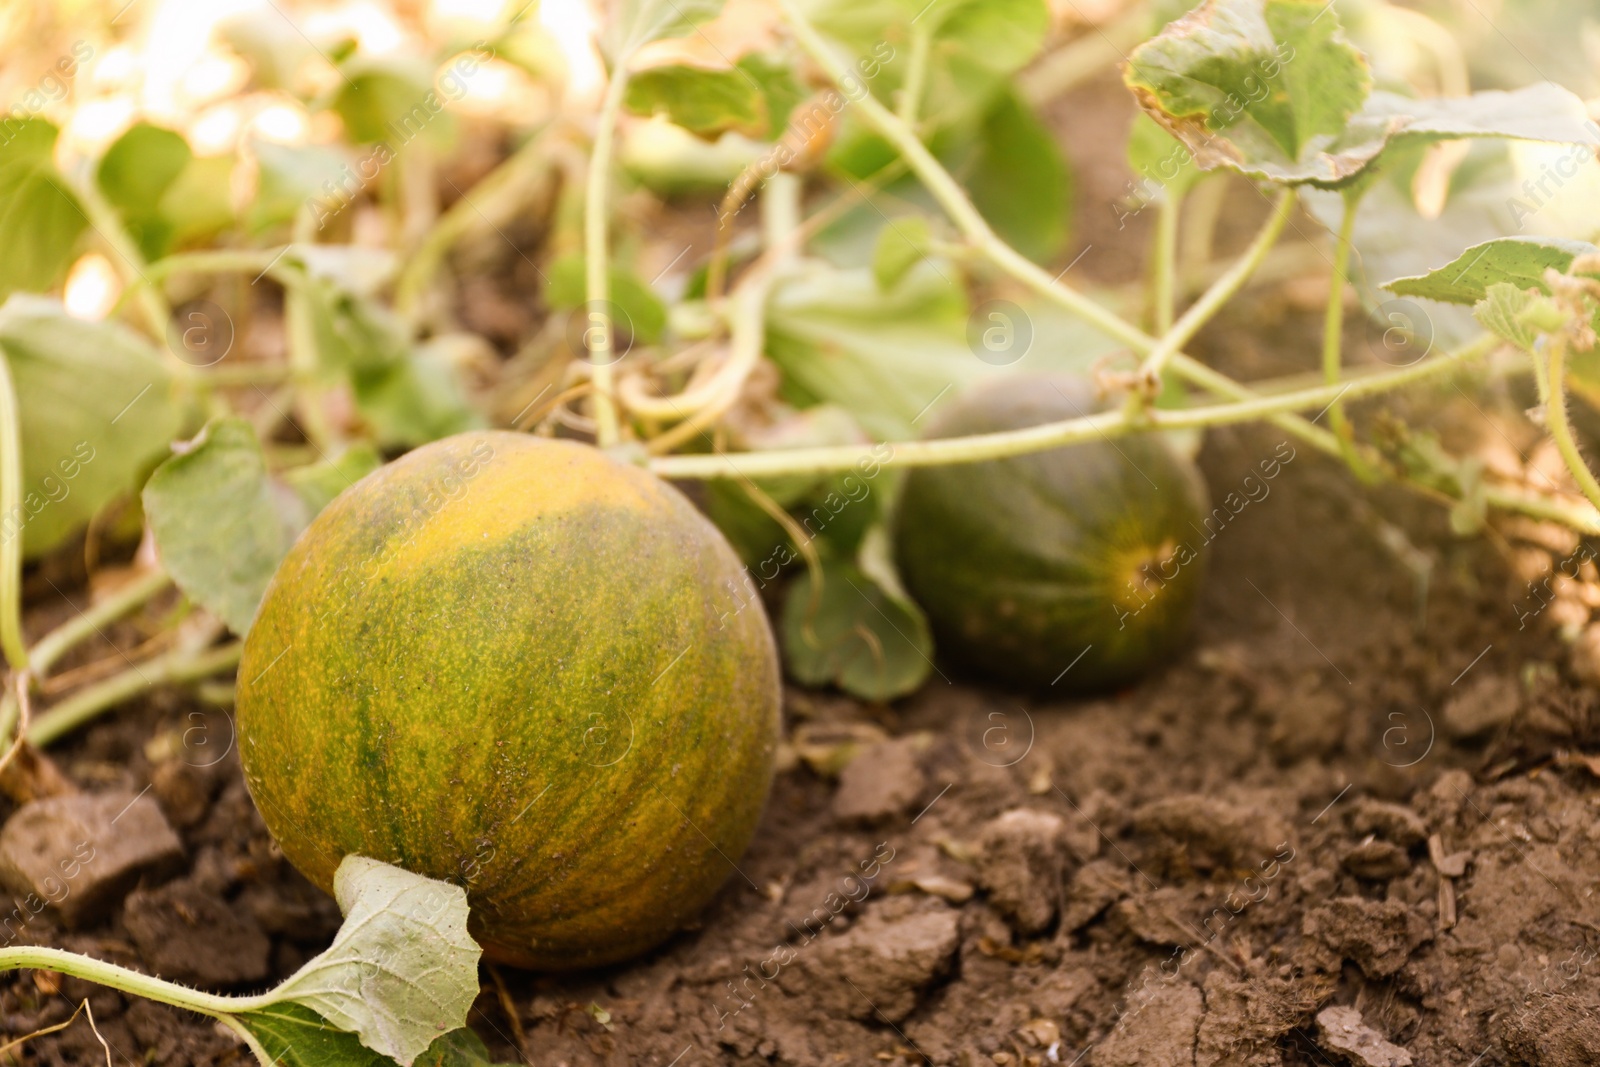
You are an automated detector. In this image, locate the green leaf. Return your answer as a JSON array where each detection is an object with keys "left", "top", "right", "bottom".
[
  {"left": 737, "top": 53, "right": 807, "bottom": 139},
  {"left": 950, "top": 88, "right": 1069, "bottom": 263},
  {"left": 142, "top": 420, "right": 303, "bottom": 636},
  {"left": 158, "top": 154, "right": 238, "bottom": 248},
  {"left": 872, "top": 215, "right": 932, "bottom": 290},
  {"left": 282, "top": 443, "right": 383, "bottom": 516},
  {"left": 351, "top": 343, "right": 485, "bottom": 449},
  {"left": 237, "top": 1002, "right": 506, "bottom": 1066},
  {"left": 1473, "top": 282, "right": 1539, "bottom": 353},
  {"left": 545, "top": 254, "right": 667, "bottom": 345},
  {"left": 803, "top": 0, "right": 1047, "bottom": 128},
  {"left": 248, "top": 140, "right": 353, "bottom": 233},
  {"left": 1383, "top": 235, "right": 1598, "bottom": 305},
  {"left": 1128, "top": 0, "right": 1600, "bottom": 187},
  {"left": 334, "top": 58, "right": 455, "bottom": 147},
  {"left": 97, "top": 124, "right": 192, "bottom": 260},
  {"left": 624, "top": 64, "right": 767, "bottom": 139},
  {"left": 0, "top": 120, "right": 87, "bottom": 299},
  {"left": 781, "top": 557, "right": 932, "bottom": 701},
  {"left": 0, "top": 295, "right": 180, "bottom": 558},
  {"left": 605, "top": 0, "right": 726, "bottom": 58},
  {"left": 259, "top": 855, "right": 481, "bottom": 1066},
  {"left": 765, "top": 261, "right": 1119, "bottom": 439},
  {"left": 1125, "top": 0, "right": 1371, "bottom": 185},
  {"left": 1360, "top": 83, "right": 1600, "bottom": 151}
]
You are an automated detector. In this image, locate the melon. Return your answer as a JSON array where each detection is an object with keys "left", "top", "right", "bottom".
[
  {"left": 236, "top": 432, "right": 781, "bottom": 969},
  {"left": 891, "top": 375, "right": 1211, "bottom": 690}
]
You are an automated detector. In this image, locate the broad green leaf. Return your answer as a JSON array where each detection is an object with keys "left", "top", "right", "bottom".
[
  {"left": 0, "top": 120, "right": 87, "bottom": 299},
  {"left": 158, "top": 154, "right": 237, "bottom": 248},
  {"left": 351, "top": 343, "right": 485, "bottom": 448},
  {"left": 236, "top": 1004, "right": 508, "bottom": 1067},
  {"left": 97, "top": 124, "right": 192, "bottom": 260},
  {"left": 765, "top": 261, "right": 1119, "bottom": 439},
  {"left": 248, "top": 139, "right": 353, "bottom": 232},
  {"left": 872, "top": 215, "right": 932, "bottom": 290},
  {"left": 1383, "top": 236, "right": 1597, "bottom": 305},
  {"left": 302, "top": 276, "right": 412, "bottom": 375},
  {"left": 737, "top": 52, "right": 806, "bottom": 139},
  {"left": 1127, "top": 0, "right": 1600, "bottom": 187},
  {"left": 1473, "top": 282, "right": 1539, "bottom": 352},
  {"left": 949, "top": 88, "right": 1069, "bottom": 263},
  {"left": 1125, "top": 0, "right": 1371, "bottom": 184},
  {"left": 624, "top": 63, "right": 767, "bottom": 139},
  {"left": 604, "top": 0, "right": 726, "bottom": 59},
  {"left": 781, "top": 556, "right": 932, "bottom": 701},
  {"left": 142, "top": 420, "right": 301, "bottom": 636},
  {"left": 282, "top": 442, "right": 383, "bottom": 516},
  {"left": 545, "top": 253, "right": 667, "bottom": 345},
  {"left": 262, "top": 856, "right": 480, "bottom": 1066},
  {"left": 334, "top": 58, "right": 455, "bottom": 147},
  {"left": 0, "top": 295, "right": 180, "bottom": 558},
  {"left": 801, "top": 0, "right": 1047, "bottom": 129}
]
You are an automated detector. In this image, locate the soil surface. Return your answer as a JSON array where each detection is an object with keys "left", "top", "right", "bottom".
[
  {"left": 9, "top": 402, "right": 1600, "bottom": 1067},
  {"left": 6, "top": 72, "right": 1600, "bottom": 1067}
]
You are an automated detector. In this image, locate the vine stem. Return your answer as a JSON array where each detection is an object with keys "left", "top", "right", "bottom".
[
  {"left": 395, "top": 124, "right": 556, "bottom": 321},
  {"left": 1139, "top": 189, "right": 1295, "bottom": 382},
  {"left": 650, "top": 347, "right": 1476, "bottom": 478},
  {"left": 142, "top": 249, "right": 294, "bottom": 288},
  {"left": 897, "top": 20, "right": 933, "bottom": 126},
  {"left": 1538, "top": 335, "right": 1600, "bottom": 512},
  {"left": 776, "top": 0, "right": 1151, "bottom": 354},
  {"left": 584, "top": 53, "right": 634, "bottom": 448},
  {"left": 0, "top": 946, "right": 264, "bottom": 1017},
  {"left": 1322, "top": 195, "right": 1360, "bottom": 441},
  {"left": 27, "top": 570, "right": 173, "bottom": 678},
  {"left": 28, "top": 641, "right": 242, "bottom": 748},
  {"left": 0, "top": 352, "right": 25, "bottom": 672},
  {"left": 66, "top": 170, "right": 173, "bottom": 356}
]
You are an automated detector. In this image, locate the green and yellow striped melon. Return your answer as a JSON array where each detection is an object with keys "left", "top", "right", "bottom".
[
  {"left": 237, "top": 432, "right": 781, "bottom": 970},
  {"left": 892, "top": 375, "right": 1210, "bottom": 691}
]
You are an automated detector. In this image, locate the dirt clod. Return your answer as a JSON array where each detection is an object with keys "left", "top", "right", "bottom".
[
  {"left": 0, "top": 790, "right": 183, "bottom": 926},
  {"left": 1132, "top": 795, "right": 1290, "bottom": 874},
  {"left": 974, "top": 808, "right": 1068, "bottom": 935},
  {"left": 1302, "top": 897, "right": 1433, "bottom": 977},
  {"left": 1094, "top": 979, "right": 1202, "bottom": 1067},
  {"left": 1316, "top": 1005, "right": 1413, "bottom": 1067},
  {"left": 124, "top": 878, "right": 272, "bottom": 987},
  {"left": 790, "top": 896, "right": 959, "bottom": 1022},
  {"left": 1441, "top": 673, "right": 1521, "bottom": 739},
  {"left": 831, "top": 738, "right": 925, "bottom": 822}
]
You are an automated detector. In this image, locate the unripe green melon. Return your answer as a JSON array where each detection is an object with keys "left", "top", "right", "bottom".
[
  {"left": 237, "top": 432, "right": 781, "bottom": 970},
  {"left": 892, "top": 375, "right": 1210, "bottom": 690}
]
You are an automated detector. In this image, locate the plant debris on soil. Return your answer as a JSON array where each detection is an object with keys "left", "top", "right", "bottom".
[{"left": 8, "top": 406, "right": 1599, "bottom": 1067}]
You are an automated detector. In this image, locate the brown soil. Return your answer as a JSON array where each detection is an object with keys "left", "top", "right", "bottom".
[{"left": 7, "top": 401, "right": 1600, "bottom": 1067}]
